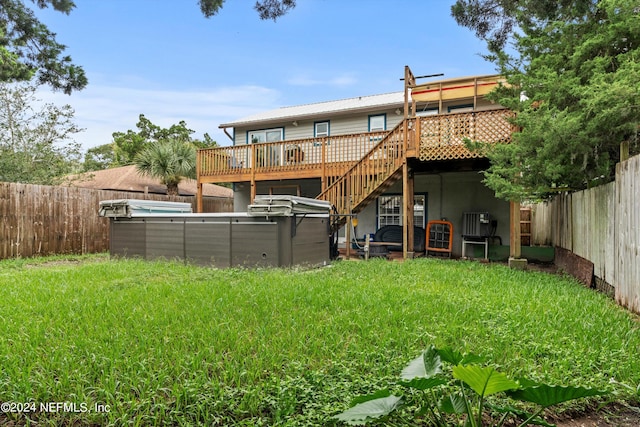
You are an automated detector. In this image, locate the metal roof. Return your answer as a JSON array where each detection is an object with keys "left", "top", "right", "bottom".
[
  {"left": 219, "top": 74, "right": 502, "bottom": 129},
  {"left": 219, "top": 91, "right": 405, "bottom": 128}
]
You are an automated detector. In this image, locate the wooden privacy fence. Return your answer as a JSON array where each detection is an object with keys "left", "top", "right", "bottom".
[
  {"left": 531, "top": 154, "right": 640, "bottom": 314},
  {"left": 0, "top": 182, "right": 233, "bottom": 260}
]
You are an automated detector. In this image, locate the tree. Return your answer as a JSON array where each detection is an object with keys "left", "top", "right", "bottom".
[
  {"left": 1, "top": 0, "right": 87, "bottom": 93},
  {"left": 112, "top": 114, "right": 218, "bottom": 166},
  {"left": 0, "top": 81, "right": 82, "bottom": 183},
  {"left": 191, "top": 133, "right": 219, "bottom": 150},
  {"left": 82, "top": 143, "right": 116, "bottom": 172},
  {"left": 452, "top": 0, "right": 640, "bottom": 200},
  {"left": 134, "top": 139, "right": 196, "bottom": 196},
  {"left": 199, "top": 0, "right": 296, "bottom": 20}
]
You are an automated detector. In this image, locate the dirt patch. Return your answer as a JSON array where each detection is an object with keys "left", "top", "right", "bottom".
[
  {"left": 24, "top": 259, "right": 82, "bottom": 268},
  {"left": 552, "top": 404, "right": 640, "bottom": 427},
  {"left": 22, "top": 254, "right": 110, "bottom": 269},
  {"left": 526, "top": 262, "right": 561, "bottom": 274}
]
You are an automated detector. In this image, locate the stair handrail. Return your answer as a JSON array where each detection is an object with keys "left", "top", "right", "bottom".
[{"left": 317, "top": 118, "right": 414, "bottom": 217}]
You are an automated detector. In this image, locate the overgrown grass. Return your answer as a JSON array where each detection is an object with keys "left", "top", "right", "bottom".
[{"left": 0, "top": 255, "right": 638, "bottom": 425}]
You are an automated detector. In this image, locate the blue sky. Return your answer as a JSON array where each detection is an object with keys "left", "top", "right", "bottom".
[{"left": 35, "top": 1, "right": 496, "bottom": 150}]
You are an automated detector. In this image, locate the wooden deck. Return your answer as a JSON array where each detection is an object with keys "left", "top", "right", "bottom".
[
  {"left": 197, "top": 109, "right": 515, "bottom": 187},
  {"left": 197, "top": 129, "right": 392, "bottom": 186}
]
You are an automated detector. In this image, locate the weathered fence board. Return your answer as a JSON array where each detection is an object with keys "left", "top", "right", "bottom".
[
  {"left": 531, "top": 201, "right": 553, "bottom": 246},
  {"left": 615, "top": 157, "right": 640, "bottom": 313},
  {"left": 532, "top": 154, "right": 640, "bottom": 314},
  {"left": 571, "top": 182, "right": 616, "bottom": 287},
  {"left": 0, "top": 182, "right": 232, "bottom": 260}
]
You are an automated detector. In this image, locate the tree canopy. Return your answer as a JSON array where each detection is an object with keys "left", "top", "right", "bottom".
[
  {"left": 0, "top": 81, "right": 82, "bottom": 183},
  {"left": 1, "top": 0, "right": 87, "bottom": 93},
  {"left": 134, "top": 139, "right": 196, "bottom": 196},
  {"left": 111, "top": 114, "right": 217, "bottom": 167},
  {"left": 452, "top": 0, "right": 640, "bottom": 200},
  {"left": 199, "top": 0, "right": 296, "bottom": 20}
]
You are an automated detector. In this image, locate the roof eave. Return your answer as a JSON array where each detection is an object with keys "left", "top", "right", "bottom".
[{"left": 219, "top": 100, "right": 408, "bottom": 129}]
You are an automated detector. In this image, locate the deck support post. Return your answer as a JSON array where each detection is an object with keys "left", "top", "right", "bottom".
[
  {"left": 509, "top": 201, "right": 521, "bottom": 258},
  {"left": 403, "top": 163, "right": 415, "bottom": 259},
  {"left": 250, "top": 180, "right": 257, "bottom": 204},
  {"left": 345, "top": 174, "right": 352, "bottom": 259},
  {"left": 509, "top": 200, "right": 527, "bottom": 269},
  {"left": 402, "top": 65, "right": 416, "bottom": 260},
  {"left": 196, "top": 182, "right": 203, "bottom": 213},
  {"left": 196, "top": 150, "right": 203, "bottom": 213}
]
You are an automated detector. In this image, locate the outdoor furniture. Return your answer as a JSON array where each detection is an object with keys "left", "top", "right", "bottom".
[
  {"left": 285, "top": 145, "right": 305, "bottom": 163},
  {"left": 426, "top": 220, "right": 453, "bottom": 257},
  {"left": 357, "top": 241, "right": 403, "bottom": 259},
  {"left": 462, "top": 237, "right": 489, "bottom": 260},
  {"left": 373, "top": 225, "right": 426, "bottom": 252}
]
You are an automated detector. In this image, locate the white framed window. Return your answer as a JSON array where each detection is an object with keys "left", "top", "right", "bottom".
[
  {"left": 377, "top": 194, "right": 426, "bottom": 229},
  {"left": 248, "top": 128, "right": 283, "bottom": 144},
  {"left": 315, "top": 121, "right": 329, "bottom": 137},
  {"left": 368, "top": 114, "right": 386, "bottom": 132},
  {"left": 248, "top": 128, "right": 283, "bottom": 167}
]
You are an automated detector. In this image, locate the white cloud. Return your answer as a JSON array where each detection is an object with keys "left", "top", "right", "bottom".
[{"left": 37, "top": 82, "right": 283, "bottom": 150}]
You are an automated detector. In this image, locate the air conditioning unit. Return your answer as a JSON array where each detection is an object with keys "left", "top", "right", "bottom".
[{"left": 462, "top": 212, "right": 491, "bottom": 238}]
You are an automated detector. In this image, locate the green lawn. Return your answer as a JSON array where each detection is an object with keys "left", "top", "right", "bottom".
[{"left": 0, "top": 255, "right": 638, "bottom": 426}]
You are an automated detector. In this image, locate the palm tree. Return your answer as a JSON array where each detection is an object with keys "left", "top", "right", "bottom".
[{"left": 134, "top": 139, "right": 196, "bottom": 196}]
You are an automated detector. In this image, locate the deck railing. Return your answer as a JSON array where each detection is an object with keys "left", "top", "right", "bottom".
[
  {"left": 198, "top": 109, "right": 514, "bottom": 183},
  {"left": 316, "top": 120, "right": 412, "bottom": 217},
  {"left": 416, "top": 109, "right": 515, "bottom": 161},
  {"left": 198, "top": 130, "right": 390, "bottom": 181}
]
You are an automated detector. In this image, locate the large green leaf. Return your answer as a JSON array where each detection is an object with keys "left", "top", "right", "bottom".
[
  {"left": 350, "top": 389, "right": 392, "bottom": 406},
  {"left": 507, "top": 385, "right": 607, "bottom": 407},
  {"left": 437, "top": 347, "right": 464, "bottom": 365},
  {"left": 438, "top": 393, "right": 468, "bottom": 414},
  {"left": 400, "top": 346, "right": 441, "bottom": 380},
  {"left": 452, "top": 365, "right": 519, "bottom": 397},
  {"left": 333, "top": 395, "right": 403, "bottom": 425}
]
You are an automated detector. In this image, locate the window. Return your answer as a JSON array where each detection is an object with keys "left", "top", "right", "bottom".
[
  {"left": 377, "top": 195, "right": 426, "bottom": 229},
  {"left": 368, "top": 114, "right": 386, "bottom": 132},
  {"left": 248, "top": 128, "right": 283, "bottom": 167},
  {"left": 248, "top": 128, "right": 283, "bottom": 144},
  {"left": 315, "top": 121, "right": 329, "bottom": 137}
]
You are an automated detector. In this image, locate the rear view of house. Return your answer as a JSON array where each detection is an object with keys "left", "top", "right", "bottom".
[{"left": 197, "top": 67, "right": 517, "bottom": 258}]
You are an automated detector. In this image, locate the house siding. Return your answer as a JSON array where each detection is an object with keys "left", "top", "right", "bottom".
[
  {"left": 233, "top": 178, "right": 322, "bottom": 212},
  {"left": 217, "top": 83, "right": 511, "bottom": 256},
  {"left": 232, "top": 107, "right": 405, "bottom": 146},
  {"left": 354, "top": 171, "right": 509, "bottom": 257},
  {"left": 232, "top": 172, "right": 508, "bottom": 258},
  {"left": 230, "top": 99, "right": 501, "bottom": 146}
]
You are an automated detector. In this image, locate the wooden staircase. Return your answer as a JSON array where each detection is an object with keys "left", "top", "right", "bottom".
[{"left": 317, "top": 120, "right": 410, "bottom": 231}]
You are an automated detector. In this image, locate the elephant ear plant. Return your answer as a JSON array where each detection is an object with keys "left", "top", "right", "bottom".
[{"left": 333, "top": 345, "right": 607, "bottom": 426}]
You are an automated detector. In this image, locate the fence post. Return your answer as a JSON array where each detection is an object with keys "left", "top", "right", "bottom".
[{"left": 621, "top": 140, "right": 630, "bottom": 162}]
